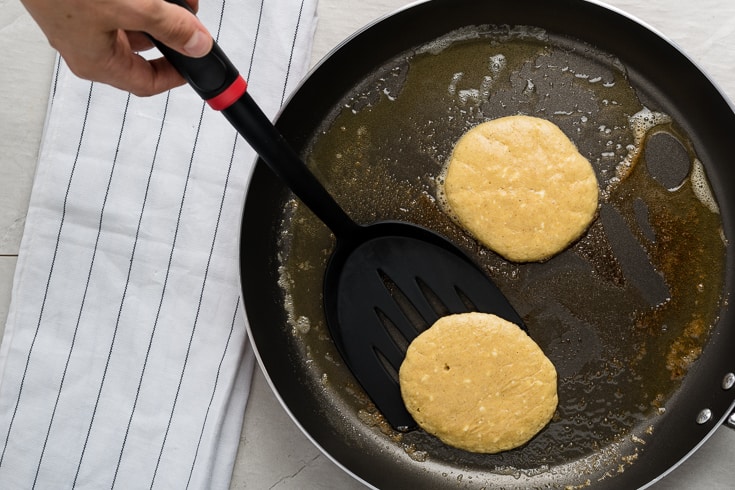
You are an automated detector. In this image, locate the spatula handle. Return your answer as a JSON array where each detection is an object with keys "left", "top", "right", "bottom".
[
  {"left": 153, "top": 0, "right": 245, "bottom": 109},
  {"left": 221, "top": 93, "right": 361, "bottom": 238},
  {"left": 152, "top": 0, "right": 360, "bottom": 238}
]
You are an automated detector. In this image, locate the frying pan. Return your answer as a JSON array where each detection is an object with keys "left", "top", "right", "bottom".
[{"left": 240, "top": 0, "right": 735, "bottom": 487}]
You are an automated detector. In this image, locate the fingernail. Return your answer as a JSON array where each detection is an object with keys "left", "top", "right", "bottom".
[{"left": 184, "top": 30, "right": 210, "bottom": 57}]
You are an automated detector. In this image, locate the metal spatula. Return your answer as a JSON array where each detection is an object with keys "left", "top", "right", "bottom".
[{"left": 154, "top": 4, "right": 524, "bottom": 430}]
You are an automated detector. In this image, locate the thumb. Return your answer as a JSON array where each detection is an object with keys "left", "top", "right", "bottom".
[{"left": 143, "top": 0, "right": 213, "bottom": 58}]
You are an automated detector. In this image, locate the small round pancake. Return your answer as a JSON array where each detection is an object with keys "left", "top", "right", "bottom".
[
  {"left": 399, "top": 312, "right": 557, "bottom": 453},
  {"left": 443, "top": 115, "right": 599, "bottom": 262}
]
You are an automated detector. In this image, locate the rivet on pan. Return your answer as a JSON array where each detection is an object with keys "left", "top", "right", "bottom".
[
  {"left": 723, "top": 373, "right": 735, "bottom": 390},
  {"left": 696, "top": 408, "right": 712, "bottom": 425}
]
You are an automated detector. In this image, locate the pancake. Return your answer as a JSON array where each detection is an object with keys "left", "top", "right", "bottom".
[
  {"left": 399, "top": 312, "right": 557, "bottom": 453},
  {"left": 442, "top": 115, "right": 599, "bottom": 262}
]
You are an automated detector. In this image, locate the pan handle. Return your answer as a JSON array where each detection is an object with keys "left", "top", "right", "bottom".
[
  {"left": 726, "top": 411, "right": 735, "bottom": 430},
  {"left": 720, "top": 373, "right": 735, "bottom": 430}
]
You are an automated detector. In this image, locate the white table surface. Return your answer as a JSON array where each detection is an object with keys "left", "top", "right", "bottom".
[{"left": 2, "top": 0, "right": 735, "bottom": 488}]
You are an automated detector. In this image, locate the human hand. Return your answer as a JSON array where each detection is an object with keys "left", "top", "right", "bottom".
[{"left": 21, "top": 0, "right": 213, "bottom": 96}]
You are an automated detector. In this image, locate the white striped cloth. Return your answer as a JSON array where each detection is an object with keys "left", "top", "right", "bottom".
[{"left": 0, "top": 0, "right": 317, "bottom": 488}]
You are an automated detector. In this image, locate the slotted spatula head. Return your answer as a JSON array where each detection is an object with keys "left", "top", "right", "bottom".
[{"left": 323, "top": 221, "right": 525, "bottom": 431}]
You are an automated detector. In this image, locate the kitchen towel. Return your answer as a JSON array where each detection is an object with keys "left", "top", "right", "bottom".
[{"left": 0, "top": 0, "right": 317, "bottom": 488}]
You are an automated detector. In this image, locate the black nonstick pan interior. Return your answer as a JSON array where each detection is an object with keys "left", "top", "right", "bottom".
[{"left": 240, "top": 0, "right": 735, "bottom": 488}]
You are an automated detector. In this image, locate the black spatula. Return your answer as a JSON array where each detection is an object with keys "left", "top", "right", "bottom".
[{"left": 154, "top": 3, "right": 524, "bottom": 430}]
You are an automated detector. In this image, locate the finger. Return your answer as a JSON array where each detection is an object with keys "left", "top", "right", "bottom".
[
  {"left": 126, "top": 31, "right": 155, "bottom": 52},
  {"left": 96, "top": 31, "right": 185, "bottom": 96},
  {"left": 133, "top": 0, "right": 212, "bottom": 58},
  {"left": 107, "top": 54, "right": 186, "bottom": 96}
]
